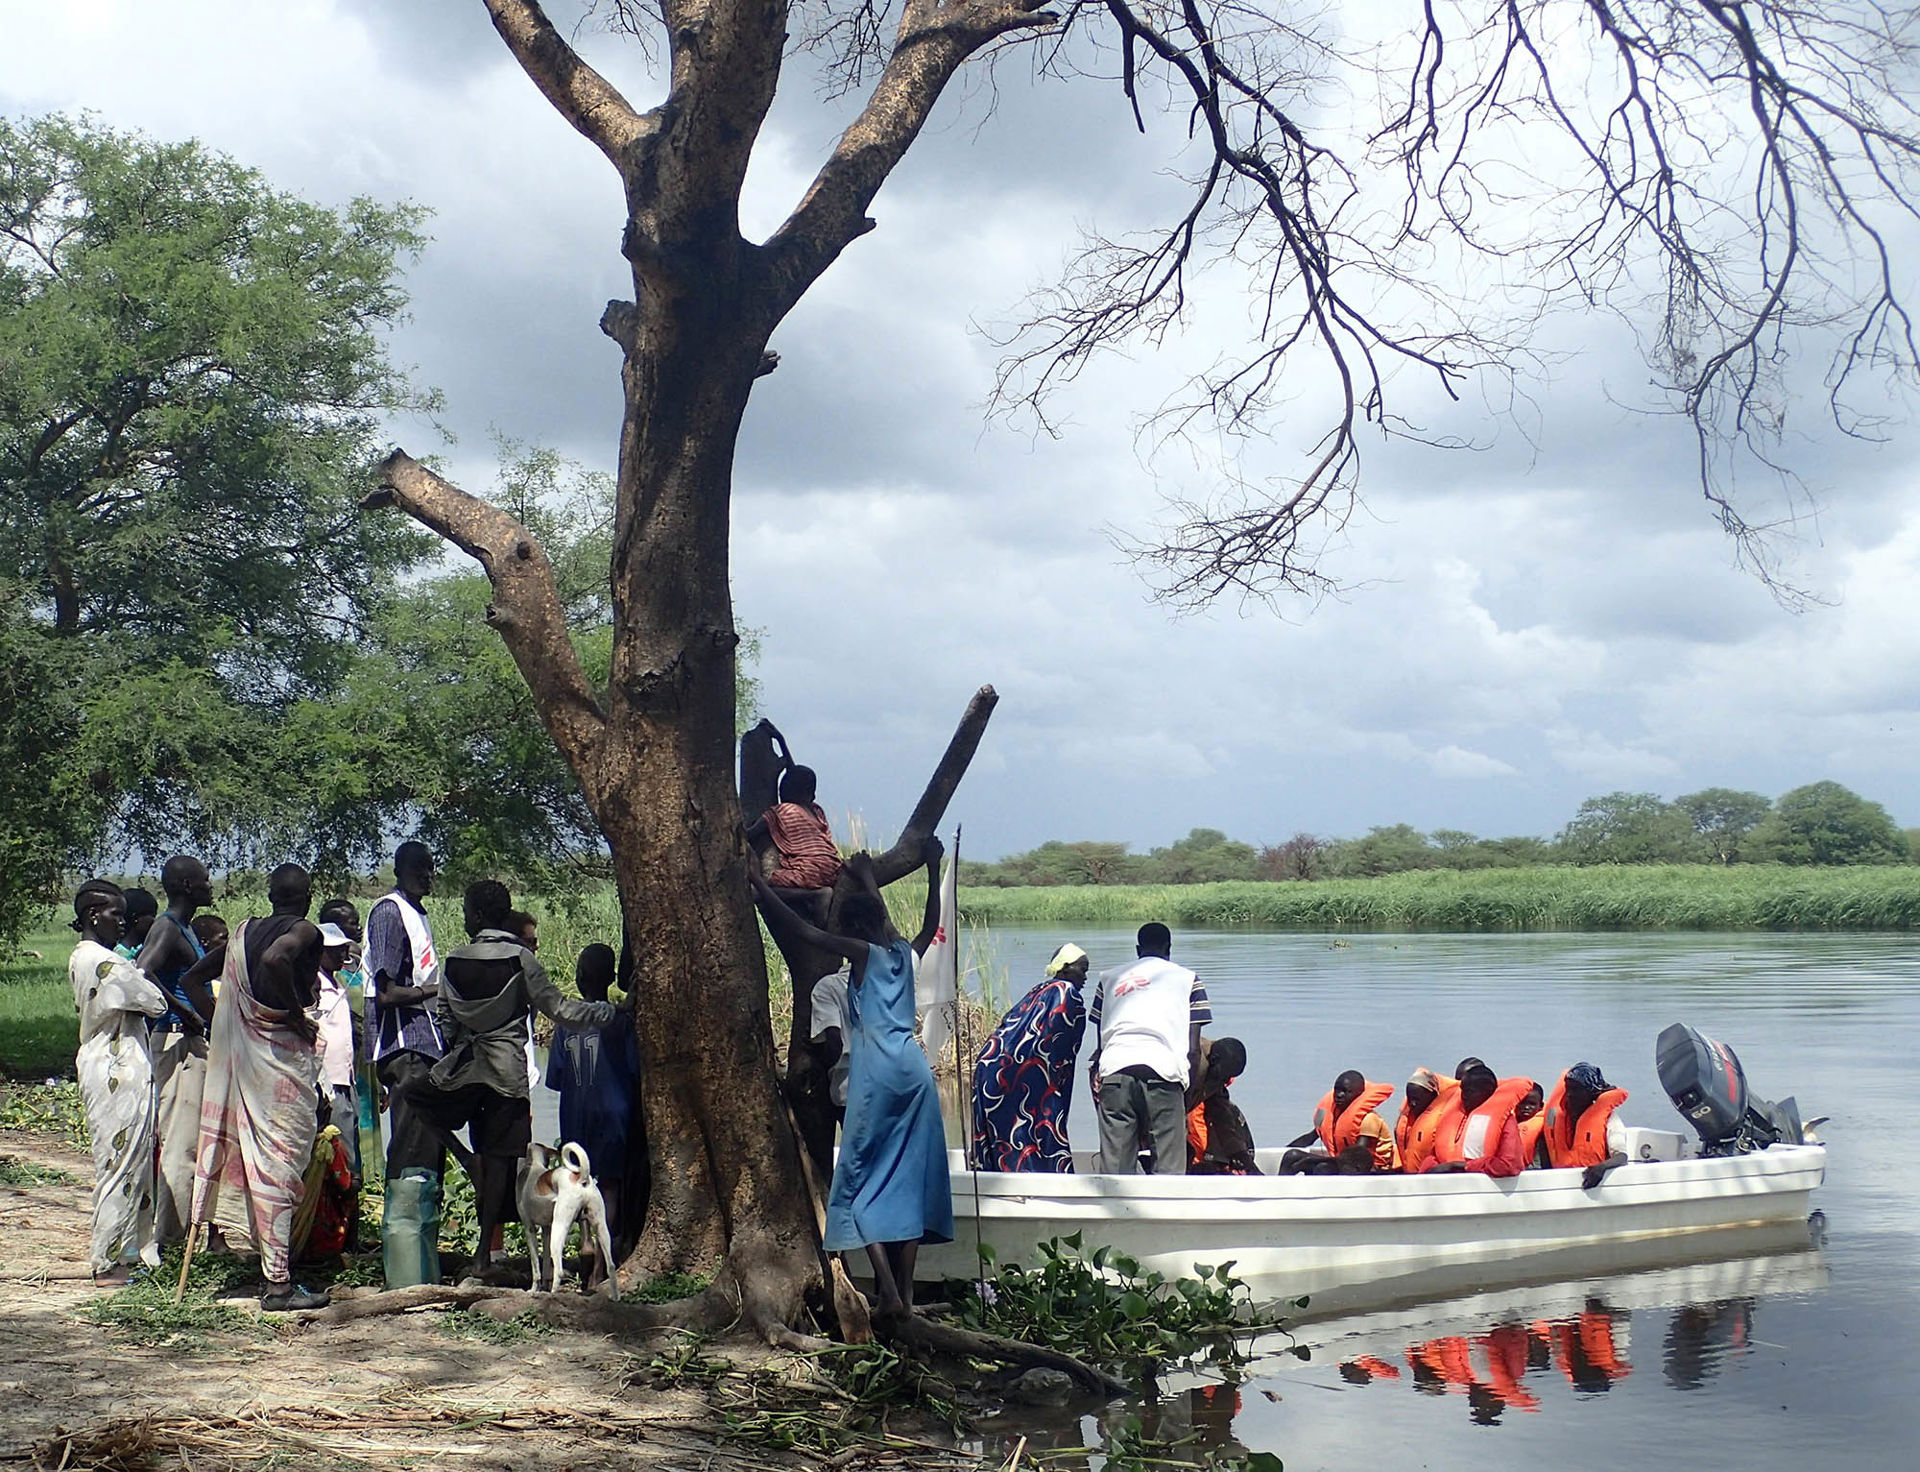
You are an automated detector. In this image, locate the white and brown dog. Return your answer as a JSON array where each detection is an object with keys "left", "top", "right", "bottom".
[{"left": 517, "top": 1141, "right": 619, "bottom": 1298}]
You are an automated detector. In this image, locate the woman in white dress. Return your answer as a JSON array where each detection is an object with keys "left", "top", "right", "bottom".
[{"left": 68, "top": 878, "right": 169, "bottom": 1285}]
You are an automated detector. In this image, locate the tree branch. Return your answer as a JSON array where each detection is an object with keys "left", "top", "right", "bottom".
[
  {"left": 363, "top": 450, "right": 608, "bottom": 776},
  {"left": 482, "top": 0, "right": 653, "bottom": 168},
  {"left": 761, "top": 1, "right": 1056, "bottom": 313},
  {"left": 871, "top": 685, "right": 998, "bottom": 886}
]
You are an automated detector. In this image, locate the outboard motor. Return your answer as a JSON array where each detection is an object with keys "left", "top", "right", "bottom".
[{"left": 1656, "top": 1023, "right": 1805, "bottom": 1155}]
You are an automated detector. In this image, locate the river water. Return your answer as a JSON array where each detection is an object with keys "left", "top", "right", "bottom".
[{"left": 947, "top": 927, "right": 1920, "bottom": 1471}]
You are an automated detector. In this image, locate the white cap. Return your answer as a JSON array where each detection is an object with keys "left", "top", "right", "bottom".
[{"left": 318, "top": 922, "right": 352, "bottom": 948}]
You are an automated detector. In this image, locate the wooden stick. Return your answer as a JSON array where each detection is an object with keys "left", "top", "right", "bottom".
[
  {"left": 173, "top": 1221, "right": 200, "bottom": 1304},
  {"left": 786, "top": 1103, "right": 871, "bottom": 1345}
]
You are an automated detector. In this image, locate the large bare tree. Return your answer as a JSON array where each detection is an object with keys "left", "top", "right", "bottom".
[{"left": 368, "top": 0, "right": 1920, "bottom": 1337}]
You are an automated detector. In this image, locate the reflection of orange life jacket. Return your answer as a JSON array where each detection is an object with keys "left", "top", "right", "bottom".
[
  {"left": 1434, "top": 1077, "right": 1535, "bottom": 1165},
  {"left": 1550, "top": 1310, "right": 1630, "bottom": 1384},
  {"left": 1345, "top": 1354, "right": 1401, "bottom": 1381},
  {"left": 1416, "top": 1336, "right": 1479, "bottom": 1391},
  {"left": 1478, "top": 1324, "right": 1541, "bottom": 1411},
  {"left": 1518, "top": 1111, "right": 1548, "bottom": 1167},
  {"left": 1395, "top": 1073, "right": 1458, "bottom": 1172},
  {"left": 1315, "top": 1080, "right": 1396, "bottom": 1154},
  {"left": 1543, "top": 1074, "right": 1630, "bottom": 1168}
]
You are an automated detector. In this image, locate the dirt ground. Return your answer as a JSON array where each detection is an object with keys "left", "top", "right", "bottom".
[{"left": 0, "top": 1130, "right": 982, "bottom": 1472}]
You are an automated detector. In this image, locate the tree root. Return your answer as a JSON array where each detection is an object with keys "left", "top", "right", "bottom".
[
  {"left": 303, "top": 1283, "right": 730, "bottom": 1335},
  {"left": 878, "top": 1312, "right": 1131, "bottom": 1399}
]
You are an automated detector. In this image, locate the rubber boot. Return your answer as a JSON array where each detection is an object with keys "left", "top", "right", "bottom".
[{"left": 381, "top": 1168, "right": 442, "bottom": 1289}]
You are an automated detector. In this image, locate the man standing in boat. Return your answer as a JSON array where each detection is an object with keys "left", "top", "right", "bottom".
[{"left": 1087, "top": 923, "right": 1210, "bottom": 1174}]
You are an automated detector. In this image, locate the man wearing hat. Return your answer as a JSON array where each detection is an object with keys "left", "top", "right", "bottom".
[{"left": 971, "top": 942, "right": 1093, "bottom": 1172}]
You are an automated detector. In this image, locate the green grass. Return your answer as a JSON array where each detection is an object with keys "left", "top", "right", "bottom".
[
  {"left": 0, "top": 1156, "right": 78, "bottom": 1186},
  {"left": 958, "top": 863, "right": 1920, "bottom": 931},
  {"left": 0, "top": 1081, "right": 87, "bottom": 1147},
  {"left": 79, "top": 1245, "right": 269, "bottom": 1350},
  {"left": 436, "top": 1308, "right": 555, "bottom": 1345},
  {"left": 0, "top": 927, "right": 76, "bottom": 1080}
]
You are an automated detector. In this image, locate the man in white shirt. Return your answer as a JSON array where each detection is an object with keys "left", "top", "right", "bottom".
[{"left": 1087, "top": 923, "right": 1211, "bottom": 1174}]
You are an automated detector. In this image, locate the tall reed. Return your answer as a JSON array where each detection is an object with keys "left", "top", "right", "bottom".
[{"left": 955, "top": 864, "right": 1920, "bottom": 931}]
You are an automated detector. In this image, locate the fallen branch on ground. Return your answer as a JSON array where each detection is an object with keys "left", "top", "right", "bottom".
[{"left": 880, "top": 1313, "right": 1131, "bottom": 1399}]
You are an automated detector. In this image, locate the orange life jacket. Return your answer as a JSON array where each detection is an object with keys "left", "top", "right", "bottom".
[
  {"left": 1518, "top": 1111, "right": 1548, "bottom": 1168},
  {"left": 1543, "top": 1073, "right": 1630, "bottom": 1168},
  {"left": 1315, "top": 1080, "right": 1396, "bottom": 1155},
  {"left": 1395, "top": 1073, "right": 1459, "bottom": 1173},
  {"left": 1433, "top": 1076, "right": 1535, "bottom": 1166},
  {"left": 1187, "top": 1100, "right": 1208, "bottom": 1159}
]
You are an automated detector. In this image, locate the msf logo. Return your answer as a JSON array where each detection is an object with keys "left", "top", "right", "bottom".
[{"left": 1113, "top": 970, "right": 1159, "bottom": 997}]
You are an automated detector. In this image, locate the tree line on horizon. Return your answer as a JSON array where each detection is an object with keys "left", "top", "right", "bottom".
[{"left": 964, "top": 783, "right": 1917, "bottom": 887}]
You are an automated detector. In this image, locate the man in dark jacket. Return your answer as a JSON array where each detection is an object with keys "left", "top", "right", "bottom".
[{"left": 430, "top": 880, "right": 623, "bottom": 1284}]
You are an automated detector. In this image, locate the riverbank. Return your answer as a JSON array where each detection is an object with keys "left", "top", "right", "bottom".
[
  {"left": 958, "top": 863, "right": 1920, "bottom": 930},
  {"left": 0, "top": 1118, "right": 991, "bottom": 1472}
]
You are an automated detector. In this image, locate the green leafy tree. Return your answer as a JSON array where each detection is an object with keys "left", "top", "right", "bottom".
[
  {"left": 0, "top": 601, "right": 104, "bottom": 944},
  {"left": 1558, "top": 793, "right": 1705, "bottom": 865},
  {"left": 0, "top": 113, "right": 433, "bottom": 866},
  {"left": 1675, "top": 788, "right": 1773, "bottom": 865},
  {"left": 1325, "top": 824, "right": 1439, "bottom": 878},
  {"left": 1142, "top": 828, "right": 1263, "bottom": 883},
  {"left": 1748, "top": 781, "right": 1906, "bottom": 866}
]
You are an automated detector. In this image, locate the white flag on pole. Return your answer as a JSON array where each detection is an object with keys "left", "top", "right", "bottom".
[{"left": 914, "top": 834, "right": 960, "bottom": 1061}]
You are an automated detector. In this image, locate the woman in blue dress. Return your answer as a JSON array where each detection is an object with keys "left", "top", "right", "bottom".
[{"left": 753, "top": 841, "right": 951, "bottom": 1318}]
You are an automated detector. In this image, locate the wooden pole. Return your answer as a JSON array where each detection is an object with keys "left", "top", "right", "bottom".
[{"left": 173, "top": 1220, "right": 200, "bottom": 1304}]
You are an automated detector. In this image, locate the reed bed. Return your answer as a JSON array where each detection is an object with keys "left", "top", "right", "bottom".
[{"left": 956, "top": 864, "right": 1920, "bottom": 931}]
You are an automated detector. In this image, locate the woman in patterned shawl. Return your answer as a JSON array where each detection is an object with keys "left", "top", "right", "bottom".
[
  {"left": 971, "top": 943, "right": 1091, "bottom": 1172},
  {"left": 68, "top": 878, "right": 169, "bottom": 1285}
]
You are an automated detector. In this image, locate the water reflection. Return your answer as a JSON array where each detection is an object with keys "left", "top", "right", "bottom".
[
  {"left": 985, "top": 1238, "right": 1831, "bottom": 1467},
  {"left": 1345, "top": 1303, "right": 1625, "bottom": 1425}
]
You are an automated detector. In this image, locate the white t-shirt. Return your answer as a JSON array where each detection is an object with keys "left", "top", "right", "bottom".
[
  {"left": 1092, "top": 957, "right": 1209, "bottom": 1085},
  {"left": 314, "top": 972, "right": 356, "bottom": 1090},
  {"left": 810, "top": 970, "right": 852, "bottom": 1108}
]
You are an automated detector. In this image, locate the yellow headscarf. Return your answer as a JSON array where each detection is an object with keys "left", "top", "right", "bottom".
[{"left": 1045, "top": 942, "right": 1089, "bottom": 978}]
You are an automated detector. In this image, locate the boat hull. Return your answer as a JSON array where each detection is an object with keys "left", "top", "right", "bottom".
[{"left": 917, "top": 1144, "right": 1825, "bottom": 1303}]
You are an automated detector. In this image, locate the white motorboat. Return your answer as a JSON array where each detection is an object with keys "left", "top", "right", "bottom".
[{"left": 915, "top": 1134, "right": 1827, "bottom": 1306}]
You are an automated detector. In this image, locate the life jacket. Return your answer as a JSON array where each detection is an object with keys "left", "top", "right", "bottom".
[
  {"left": 1518, "top": 1111, "right": 1548, "bottom": 1168},
  {"left": 1187, "top": 1099, "right": 1210, "bottom": 1160},
  {"left": 1433, "top": 1077, "right": 1535, "bottom": 1166},
  {"left": 1314, "top": 1079, "right": 1395, "bottom": 1154},
  {"left": 1189, "top": 1088, "right": 1259, "bottom": 1174},
  {"left": 1543, "top": 1073, "right": 1631, "bottom": 1168},
  {"left": 1395, "top": 1073, "right": 1458, "bottom": 1173}
]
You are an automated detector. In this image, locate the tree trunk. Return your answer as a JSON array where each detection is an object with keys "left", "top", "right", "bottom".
[{"left": 588, "top": 248, "right": 829, "bottom": 1324}]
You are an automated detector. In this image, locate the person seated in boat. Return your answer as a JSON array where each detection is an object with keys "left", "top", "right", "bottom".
[
  {"left": 1395, "top": 1066, "right": 1457, "bottom": 1173},
  {"left": 1515, "top": 1081, "right": 1548, "bottom": 1167},
  {"left": 1185, "top": 1037, "right": 1259, "bottom": 1175},
  {"left": 1305, "top": 1069, "right": 1398, "bottom": 1172},
  {"left": 1542, "top": 1062, "right": 1631, "bottom": 1189},
  {"left": 1424, "top": 1064, "right": 1529, "bottom": 1177},
  {"left": 747, "top": 765, "right": 843, "bottom": 915},
  {"left": 972, "top": 942, "right": 1091, "bottom": 1173}
]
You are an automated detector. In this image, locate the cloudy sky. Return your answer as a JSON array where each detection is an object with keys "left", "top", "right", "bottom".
[{"left": 8, "top": 0, "right": 1919, "bottom": 859}]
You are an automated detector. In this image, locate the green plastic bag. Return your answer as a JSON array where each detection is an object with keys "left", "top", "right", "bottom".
[{"left": 382, "top": 1168, "right": 441, "bottom": 1289}]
